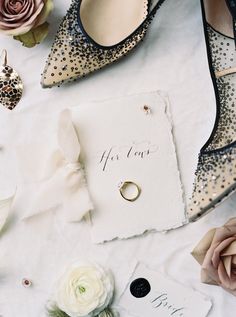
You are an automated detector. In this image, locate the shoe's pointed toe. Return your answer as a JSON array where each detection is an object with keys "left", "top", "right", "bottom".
[
  {"left": 41, "top": 0, "right": 162, "bottom": 88},
  {"left": 40, "top": 11, "right": 92, "bottom": 88},
  {"left": 41, "top": 41, "right": 86, "bottom": 88},
  {"left": 188, "top": 147, "right": 236, "bottom": 222}
]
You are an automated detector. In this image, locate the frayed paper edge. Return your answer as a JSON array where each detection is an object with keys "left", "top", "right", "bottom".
[
  {"left": 162, "top": 92, "right": 189, "bottom": 225},
  {"left": 91, "top": 220, "right": 187, "bottom": 244}
]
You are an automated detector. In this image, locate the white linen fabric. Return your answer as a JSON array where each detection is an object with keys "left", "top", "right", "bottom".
[
  {"left": 0, "top": 194, "right": 15, "bottom": 233},
  {"left": 0, "top": 0, "right": 236, "bottom": 316}
]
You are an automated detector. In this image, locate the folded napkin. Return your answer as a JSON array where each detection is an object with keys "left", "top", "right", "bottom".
[{"left": 20, "top": 109, "right": 93, "bottom": 221}]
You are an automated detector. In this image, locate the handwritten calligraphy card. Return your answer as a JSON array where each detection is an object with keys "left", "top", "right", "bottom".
[
  {"left": 119, "top": 263, "right": 212, "bottom": 317},
  {"left": 72, "top": 92, "right": 186, "bottom": 243}
]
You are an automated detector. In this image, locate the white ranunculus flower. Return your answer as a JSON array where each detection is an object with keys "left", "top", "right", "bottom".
[{"left": 56, "top": 262, "right": 114, "bottom": 317}]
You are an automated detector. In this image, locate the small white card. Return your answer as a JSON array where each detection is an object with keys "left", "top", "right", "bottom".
[
  {"left": 72, "top": 92, "right": 186, "bottom": 243},
  {"left": 119, "top": 263, "right": 212, "bottom": 317}
]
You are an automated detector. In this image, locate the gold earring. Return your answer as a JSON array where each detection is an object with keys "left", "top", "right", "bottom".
[{"left": 0, "top": 49, "right": 23, "bottom": 110}]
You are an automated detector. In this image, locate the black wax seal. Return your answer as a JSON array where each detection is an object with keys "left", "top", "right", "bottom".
[{"left": 130, "top": 278, "right": 151, "bottom": 298}]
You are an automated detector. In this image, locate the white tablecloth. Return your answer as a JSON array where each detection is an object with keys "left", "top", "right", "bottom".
[{"left": 0, "top": 0, "right": 236, "bottom": 316}]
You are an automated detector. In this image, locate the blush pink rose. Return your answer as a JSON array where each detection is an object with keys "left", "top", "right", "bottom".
[
  {"left": 0, "top": 0, "right": 53, "bottom": 36},
  {"left": 192, "top": 218, "right": 236, "bottom": 296}
]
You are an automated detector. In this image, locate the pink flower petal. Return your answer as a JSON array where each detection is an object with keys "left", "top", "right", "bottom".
[
  {"left": 218, "top": 260, "right": 236, "bottom": 291},
  {"left": 222, "top": 255, "right": 232, "bottom": 278},
  {"left": 201, "top": 242, "right": 221, "bottom": 285},
  {"left": 212, "top": 237, "right": 236, "bottom": 268},
  {"left": 221, "top": 240, "right": 236, "bottom": 256},
  {"left": 232, "top": 255, "right": 236, "bottom": 266},
  {"left": 218, "top": 261, "right": 231, "bottom": 289},
  {"left": 212, "top": 224, "right": 236, "bottom": 246}
]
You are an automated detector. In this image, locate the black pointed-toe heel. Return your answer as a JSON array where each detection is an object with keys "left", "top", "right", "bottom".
[{"left": 41, "top": 0, "right": 166, "bottom": 88}]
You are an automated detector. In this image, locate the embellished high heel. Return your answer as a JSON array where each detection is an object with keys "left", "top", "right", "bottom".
[
  {"left": 41, "top": 0, "right": 166, "bottom": 88},
  {"left": 188, "top": 0, "right": 236, "bottom": 221}
]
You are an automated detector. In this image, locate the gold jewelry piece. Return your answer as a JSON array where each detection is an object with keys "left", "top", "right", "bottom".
[
  {"left": 0, "top": 49, "right": 23, "bottom": 110},
  {"left": 118, "top": 181, "right": 141, "bottom": 202}
]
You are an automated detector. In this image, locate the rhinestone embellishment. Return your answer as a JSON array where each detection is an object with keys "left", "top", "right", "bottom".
[
  {"left": 188, "top": 25, "right": 236, "bottom": 221},
  {"left": 41, "top": 0, "right": 163, "bottom": 88}
]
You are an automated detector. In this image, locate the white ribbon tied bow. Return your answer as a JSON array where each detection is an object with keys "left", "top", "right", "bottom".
[{"left": 22, "top": 110, "right": 93, "bottom": 221}]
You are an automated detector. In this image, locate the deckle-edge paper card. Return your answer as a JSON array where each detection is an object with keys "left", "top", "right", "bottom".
[
  {"left": 119, "top": 262, "right": 212, "bottom": 317},
  {"left": 72, "top": 92, "right": 186, "bottom": 243}
]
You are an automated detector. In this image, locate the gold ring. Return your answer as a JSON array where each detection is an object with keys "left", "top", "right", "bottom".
[{"left": 118, "top": 181, "right": 141, "bottom": 202}]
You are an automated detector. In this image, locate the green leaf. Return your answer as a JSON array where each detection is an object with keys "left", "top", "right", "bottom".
[
  {"left": 13, "top": 22, "right": 49, "bottom": 48},
  {"left": 97, "top": 308, "right": 114, "bottom": 317},
  {"left": 47, "top": 304, "right": 70, "bottom": 317}
]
